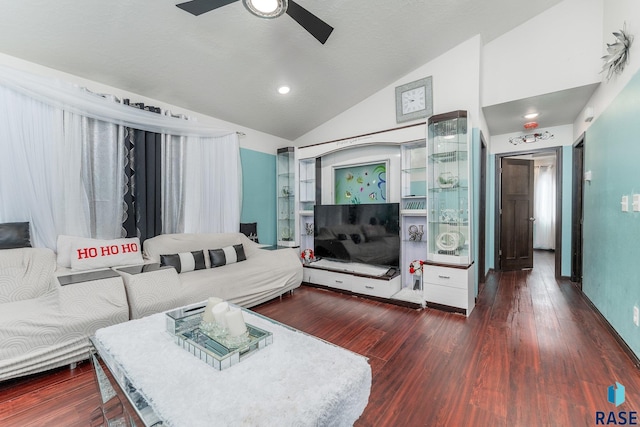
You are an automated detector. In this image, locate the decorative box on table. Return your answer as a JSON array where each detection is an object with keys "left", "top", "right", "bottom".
[{"left": 165, "top": 302, "right": 273, "bottom": 370}]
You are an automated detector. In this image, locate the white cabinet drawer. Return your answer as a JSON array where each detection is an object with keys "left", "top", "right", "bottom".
[
  {"left": 303, "top": 268, "right": 352, "bottom": 291},
  {"left": 351, "top": 276, "right": 401, "bottom": 299},
  {"left": 423, "top": 265, "right": 468, "bottom": 289},
  {"left": 303, "top": 266, "right": 400, "bottom": 298},
  {"left": 424, "top": 282, "right": 468, "bottom": 309}
]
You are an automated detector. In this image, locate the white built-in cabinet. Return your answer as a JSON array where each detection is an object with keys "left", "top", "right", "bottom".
[
  {"left": 286, "top": 122, "right": 475, "bottom": 314},
  {"left": 400, "top": 140, "right": 428, "bottom": 291},
  {"left": 298, "top": 158, "right": 315, "bottom": 253},
  {"left": 276, "top": 147, "right": 296, "bottom": 247}
]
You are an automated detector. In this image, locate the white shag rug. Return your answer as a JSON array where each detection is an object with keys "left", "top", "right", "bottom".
[{"left": 94, "top": 310, "right": 371, "bottom": 427}]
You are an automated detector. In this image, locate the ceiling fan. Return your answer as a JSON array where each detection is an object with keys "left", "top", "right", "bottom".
[{"left": 176, "top": 0, "right": 334, "bottom": 44}]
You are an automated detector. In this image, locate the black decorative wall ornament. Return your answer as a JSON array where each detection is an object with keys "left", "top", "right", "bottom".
[{"left": 601, "top": 23, "right": 634, "bottom": 81}]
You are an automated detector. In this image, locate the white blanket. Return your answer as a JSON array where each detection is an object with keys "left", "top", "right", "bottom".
[{"left": 94, "top": 310, "right": 371, "bottom": 427}]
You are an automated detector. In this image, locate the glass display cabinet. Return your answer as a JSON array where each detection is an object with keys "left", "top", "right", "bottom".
[
  {"left": 427, "top": 110, "right": 472, "bottom": 265},
  {"left": 298, "top": 157, "right": 316, "bottom": 253},
  {"left": 425, "top": 110, "right": 475, "bottom": 316},
  {"left": 277, "top": 147, "right": 296, "bottom": 247}
]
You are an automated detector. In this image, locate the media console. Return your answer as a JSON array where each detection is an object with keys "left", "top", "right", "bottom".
[{"left": 302, "top": 259, "right": 401, "bottom": 300}]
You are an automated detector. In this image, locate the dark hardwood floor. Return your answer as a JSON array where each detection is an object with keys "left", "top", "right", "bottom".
[{"left": 1, "top": 250, "right": 639, "bottom": 426}]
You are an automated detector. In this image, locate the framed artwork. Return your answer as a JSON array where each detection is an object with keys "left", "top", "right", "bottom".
[{"left": 333, "top": 161, "right": 387, "bottom": 204}]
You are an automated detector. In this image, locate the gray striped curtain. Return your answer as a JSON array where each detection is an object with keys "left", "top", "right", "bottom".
[{"left": 122, "top": 101, "right": 162, "bottom": 244}]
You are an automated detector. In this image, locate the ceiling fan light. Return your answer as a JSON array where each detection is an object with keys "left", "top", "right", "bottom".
[{"left": 242, "top": 0, "right": 288, "bottom": 18}]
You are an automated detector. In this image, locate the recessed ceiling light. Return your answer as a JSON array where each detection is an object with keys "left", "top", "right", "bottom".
[
  {"left": 524, "top": 113, "right": 539, "bottom": 119},
  {"left": 278, "top": 86, "right": 290, "bottom": 95}
]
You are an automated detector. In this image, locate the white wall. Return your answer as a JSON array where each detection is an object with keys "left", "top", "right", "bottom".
[
  {"left": 491, "top": 124, "right": 574, "bottom": 154},
  {"left": 0, "top": 52, "right": 291, "bottom": 155},
  {"left": 482, "top": 0, "right": 603, "bottom": 108},
  {"left": 574, "top": 0, "right": 640, "bottom": 137},
  {"left": 295, "top": 35, "right": 485, "bottom": 147}
]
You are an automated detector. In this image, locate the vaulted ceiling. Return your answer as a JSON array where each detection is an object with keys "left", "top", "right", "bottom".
[{"left": 0, "top": 0, "right": 564, "bottom": 140}]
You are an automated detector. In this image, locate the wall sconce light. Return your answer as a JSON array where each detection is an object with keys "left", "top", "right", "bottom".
[{"left": 509, "top": 131, "right": 555, "bottom": 145}]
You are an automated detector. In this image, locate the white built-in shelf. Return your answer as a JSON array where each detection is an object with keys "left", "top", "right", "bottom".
[{"left": 401, "top": 209, "right": 427, "bottom": 216}]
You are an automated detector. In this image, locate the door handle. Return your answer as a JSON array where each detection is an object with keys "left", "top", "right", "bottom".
[{"left": 529, "top": 217, "right": 536, "bottom": 222}]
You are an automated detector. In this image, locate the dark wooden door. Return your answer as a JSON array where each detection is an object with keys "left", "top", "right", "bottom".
[
  {"left": 500, "top": 158, "right": 534, "bottom": 270},
  {"left": 571, "top": 141, "right": 584, "bottom": 286},
  {"left": 478, "top": 135, "right": 487, "bottom": 282}
]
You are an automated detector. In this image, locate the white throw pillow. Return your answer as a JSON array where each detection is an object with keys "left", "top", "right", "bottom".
[
  {"left": 56, "top": 235, "right": 77, "bottom": 268},
  {"left": 69, "top": 237, "right": 143, "bottom": 271}
]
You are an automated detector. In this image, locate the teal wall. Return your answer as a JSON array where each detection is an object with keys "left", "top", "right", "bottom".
[
  {"left": 240, "top": 148, "right": 276, "bottom": 245},
  {"left": 583, "top": 69, "right": 640, "bottom": 358}
]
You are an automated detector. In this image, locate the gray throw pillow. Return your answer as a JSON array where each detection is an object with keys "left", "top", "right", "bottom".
[
  {"left": 209, "top": 244, "right": 246, "bottom": 267},
  {"left": 160, "top": 250, "right": 206, "bottom": 273},
  {"left": 0, "top": 222, "right": 31, "bottom": 249}
]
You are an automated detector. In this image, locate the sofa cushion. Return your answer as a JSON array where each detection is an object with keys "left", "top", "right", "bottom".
[
  {"left": 160, "top": 251, "right": 206, "bottom": 273},
  {"left": 143, "top": 233, "right": 260, "bottom": 267},
  {"left": 0, "top": 222, "right": 31, "bottom": 249},
  {"left": 68, "top": 237, "right": 144, "bottom": 271},
  {"left": 209, "top": 244, "right": 246, "bottom": 267},
  {"left": 0, "top": 248, "right": 55, "bottom": 303}
]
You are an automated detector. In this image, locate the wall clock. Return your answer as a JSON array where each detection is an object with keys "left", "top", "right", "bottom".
[{"left": 395, "top": 76, "right": 433, "bottom": 123}]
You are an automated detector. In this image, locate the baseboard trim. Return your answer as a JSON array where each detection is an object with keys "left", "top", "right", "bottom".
[
  {"left": 424, "top": 301, "right": 466, "bottom": 316},
  {"left": 580, "top": 290, "right": 640, "bottom": 370}
]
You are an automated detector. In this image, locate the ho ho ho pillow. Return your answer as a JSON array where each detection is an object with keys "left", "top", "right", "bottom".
[{"left": 63, "top": 236, "right": 143, "bottom": 271}]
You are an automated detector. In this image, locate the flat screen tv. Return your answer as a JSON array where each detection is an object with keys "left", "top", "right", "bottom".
[{"left": 314, "top": 203, "right": 400, "bottom": 268}]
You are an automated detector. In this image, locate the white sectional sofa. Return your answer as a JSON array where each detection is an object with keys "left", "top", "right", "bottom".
[
  {"left": 0, "top": 248, "right": 129, "bottom": 381},
  {"left": 118, "top": 232, "right": 303, "bottom": 319},
  {"left": 0, "top": 231, "right": 302, "bottom": 381}
]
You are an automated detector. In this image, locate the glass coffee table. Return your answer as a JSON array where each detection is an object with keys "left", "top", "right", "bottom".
[
  {"left": 90, "top": 302, "right": 274, "bottom": 426},
  {"left": 90, "top": 301, "right": 371, "bottom": 427}
]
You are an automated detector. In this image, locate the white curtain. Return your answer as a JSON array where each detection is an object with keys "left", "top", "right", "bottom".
[
  {"left": 57, "top": 107, "right": 126, "bottom": 239},
  {"left": 533, "top": 164, "right": 556, "bottom": 250},
  {"left": 183, "top": 133, "right": 241, "bottom": 233},
  {"left": 162, "top": 132, "right": 187, "bottom": 234},
  {"left": 0, "top": 86, "right": 59, "bottom": 248},
  {"left": 0, "top": 87, "right": 127, "bottom": 248},
  {"left": 0, "top": 65, "right": 233, "bottom": 138},
  {"left": 0, "top": 65, "right": 239, "bottom": 248}
]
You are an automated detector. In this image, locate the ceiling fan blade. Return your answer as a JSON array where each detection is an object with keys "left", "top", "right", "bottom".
[
  {"left": 176, "top": 0, "right": 239, "bottom": 16},
  {"left": 286, "top": 0, "right": 334, "bottom": 44}
]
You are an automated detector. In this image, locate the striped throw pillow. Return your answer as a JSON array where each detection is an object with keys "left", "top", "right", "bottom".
[
  {"left": 160, "top": 250, "right": 206, "bottom": 273},
  {"left": 209, "top": 244, "right": 246, "bottom": 268}
]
